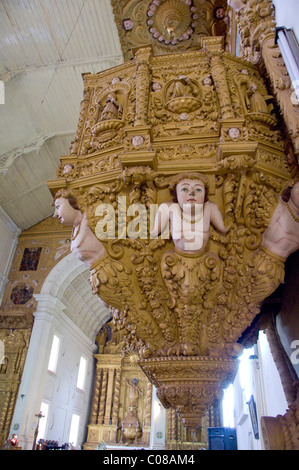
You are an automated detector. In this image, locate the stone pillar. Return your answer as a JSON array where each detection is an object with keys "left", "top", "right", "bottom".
[{"left": 9, "top": 295, "right": 65, "bottom": 449}]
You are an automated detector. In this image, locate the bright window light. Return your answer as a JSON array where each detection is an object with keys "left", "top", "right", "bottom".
[
  {"left": 48, "top": 334, "right": 60, "bottom": 373},
  {"left": 239, "top": 346, "right": 254, "bottom": 402},
  {"left": 37, "top": 401, "right": 49, "bottom": 441},
  {"left": 76, "top": 356, "right": 87, "bottom": 390},
  {"left": 222, "top": 384, "right": 235, "bottom": 428},
  {"left": 69, "top": 413, "right": 80, "bottom": 447}
]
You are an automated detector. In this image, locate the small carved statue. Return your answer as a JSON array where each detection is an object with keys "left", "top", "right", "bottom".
[
  {"left": 167, "top": 75, "right": 197, "bottom": 101},
  {"left": 99, "top": 92, "right": 123, "bottom": 121},
  {"left": 126, "top": 378, "right": 143, "bottom": 411},
  {"left": 96, "top": 325, "right": 108, "bottom": 353},
  {"left": 245, "top": 83, "right": 272, "bottom": 114}
]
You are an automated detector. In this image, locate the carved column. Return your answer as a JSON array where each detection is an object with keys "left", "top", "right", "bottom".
[
  {"left": 104, "top": 368, "right": 115, "bottom": 425},
  {"left": 169, "top": 409, "right": 177, "bottom": 442},
  {"left": 89, "top": 365, "right": 101, "bottom": 425},
  {"left": 97, "top": 368, "right": 108, "bottom": 425},
  {"left": 144, "top": 382, "right": 152, "bottom": 428},
  {"left": 234, "top": 0, "right": 276, "bottom": 64},
  {"left": 70, "top": 86, "right": 92, "bottom": 155},
  {"left": 202, "top": 37, "right": 234, "bottom": 120},
  {"left": 134, "top": 47, "right": 152, "bottom": 127},
  {"left": 111, "top": 368, "right": 121, "bottom": 426}
]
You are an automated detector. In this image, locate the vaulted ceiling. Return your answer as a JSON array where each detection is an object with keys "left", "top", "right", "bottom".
[
  {"left": 0, "top": 0, "right": 230, "bottom": 231},
  {"left": 0, "top": 0, "right": 123, "bottom": 230}
]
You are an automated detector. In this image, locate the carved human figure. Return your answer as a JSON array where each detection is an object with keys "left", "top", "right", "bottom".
[
  {"left": 99, "top": 92, "right": 122, "bottom": 121},
  {"left": 151, "top": 173, "right": 229, "bottom": 254},
  {"left": 238, "top": 180, "right": 299, "bottom": 309},
  {"left": 167, "top": 75, "right": 197, "bottom": 100},
  {"left": 245, "top": 83, "right": 272, "bottom": 114},
  {"left": 262, "top": 180, "right": 299, "bottom": 259},
  {"left": 53, "top": 190, "right": 106, "bottom": 269},
  {"left": 126, "top": 378, "right": 143, "bottom": 411},
  {"left": 96, "top": 325, "right": 108, "bottom": 353}
]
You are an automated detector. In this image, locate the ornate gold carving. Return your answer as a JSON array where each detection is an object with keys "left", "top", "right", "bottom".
[
  {"left": 84, "top": 325, "right": 152, "bottom": 449},
  {"left": 261, "top": 384, "right": 299, "bottom": 450},
  {"left": 111, "top": 0, "right": 229, "bottom": 60},
  {"left": 0, "top": 329, "right": 31, "bottom": 445},
  {"left": 261, "top": 35, "right": 299, "bottom": 158},
  {"left": 234, "top": 0, "right": 275, "bottom": 64},
  {"left": 231, "top": 0, "right": 299, "bottom": 159},
  {"left": 48, "top": 44, "right": 298, "bottom": 431},
  {"left": 139, "top": 356, "right": 239, "bottom": 430}
]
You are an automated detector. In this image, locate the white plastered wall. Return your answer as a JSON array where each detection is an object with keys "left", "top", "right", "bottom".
[{"left": 9, "top": 253, "right": 110, "bottom": 449}]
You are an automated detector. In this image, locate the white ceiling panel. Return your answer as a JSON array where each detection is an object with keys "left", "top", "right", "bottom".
[{"left": 0, "top": 0, "right": 123, "bottom": 230}]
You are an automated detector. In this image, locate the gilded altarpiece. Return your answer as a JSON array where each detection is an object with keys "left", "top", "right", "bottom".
[
  {"left": 84, "top": 323, "right": 218, "bottom": 450},
  {"left": 84, "top": 324, "right": 153, "bottom": 449}
]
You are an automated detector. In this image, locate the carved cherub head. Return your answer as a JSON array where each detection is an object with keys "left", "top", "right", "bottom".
[
  {"left": 169, "top": 172, "right": 209, "bottom": 204},
  {"left": 53, "top": 190, "right": 81, "bottom": 226},
  {"left": 53, "top": 189, "right": 80, "bottom": 210}
]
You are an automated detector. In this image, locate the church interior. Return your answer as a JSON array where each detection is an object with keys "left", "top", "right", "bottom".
[{"left": 0, "top": 0, "right": 299, "bottom": 451}]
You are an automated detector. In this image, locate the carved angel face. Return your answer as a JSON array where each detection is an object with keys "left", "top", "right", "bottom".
[
  {"left": 176, "top": 179, "right": 206, "bottom": 209},
  {"left": 53, "top": 197, "right": 79, "bottom": 226}
]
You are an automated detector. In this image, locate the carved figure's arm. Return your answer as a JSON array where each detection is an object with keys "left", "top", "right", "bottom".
[
  {"left": 209, "top": 202, "right": 230, "bottom": 233},
  {"left": 150, "top": 203, "right": 171, "bottom": 238}
]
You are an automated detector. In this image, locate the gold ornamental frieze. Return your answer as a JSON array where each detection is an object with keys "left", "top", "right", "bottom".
[{"left": 48, "top": 43, "right": 298, "bottom": 429}]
